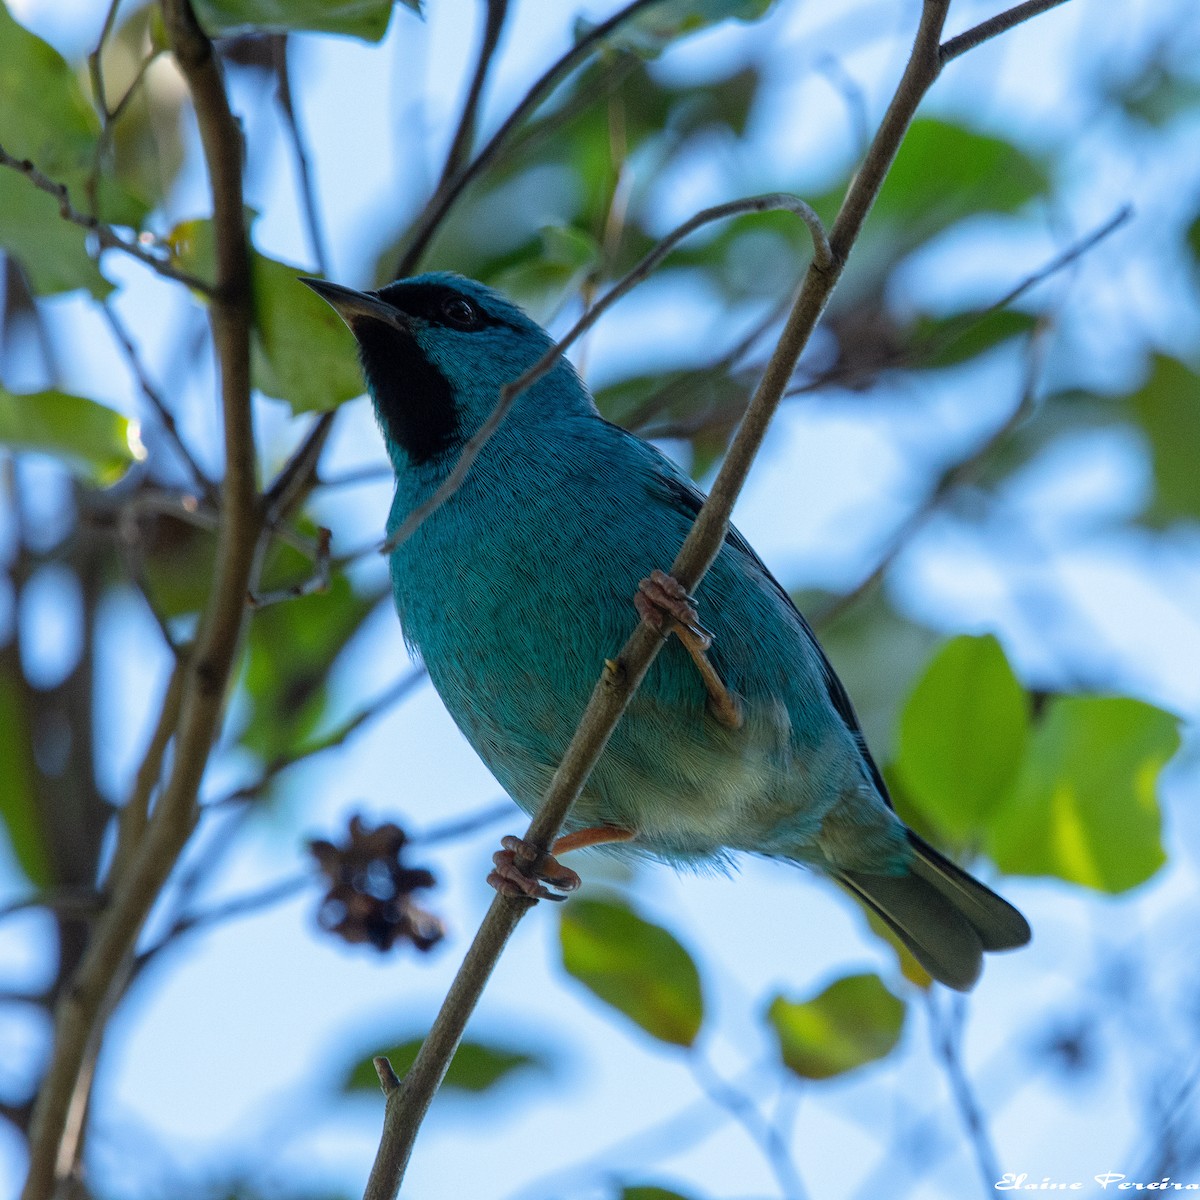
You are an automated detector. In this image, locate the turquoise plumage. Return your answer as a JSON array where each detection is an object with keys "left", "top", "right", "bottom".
[{"left": 304, "top": 272, "right": 1030, "bottom": 990}]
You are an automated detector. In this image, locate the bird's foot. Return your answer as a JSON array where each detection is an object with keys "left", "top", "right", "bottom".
[
  {"left": 635, "top": 569, "right": 713, "bottom": 645},
  {"left": 634, "top": 569, "right": 743, "bottom": 731},
  {"left": 488, "top": 835, "right": 581, "bottom": 903}
]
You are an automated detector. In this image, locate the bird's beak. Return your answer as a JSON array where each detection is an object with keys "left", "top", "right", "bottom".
[{"left": 300, "top": 278, "right": 409, "bottom": 332}]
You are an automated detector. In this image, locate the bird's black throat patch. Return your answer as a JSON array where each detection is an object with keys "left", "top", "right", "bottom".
[{"left": 353, "top": 319, "right": 460, "bottom": 466}]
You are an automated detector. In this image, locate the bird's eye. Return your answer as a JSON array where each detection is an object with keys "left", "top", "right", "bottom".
[{"left": 441, "top": 296, "right": 481, "bottom": 330}]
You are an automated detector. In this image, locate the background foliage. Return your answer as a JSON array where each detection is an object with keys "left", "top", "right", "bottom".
[{"left": 1, "top": 0, "right": 1199, "bottom": 1198}]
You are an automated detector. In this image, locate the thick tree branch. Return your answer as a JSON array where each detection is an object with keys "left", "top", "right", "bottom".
[
  {"left": 360, "top": 6, "right": 992, "bottom": 1196},
  {"left": 20, "top": 2, "right": 260, "bottom": 1196}
]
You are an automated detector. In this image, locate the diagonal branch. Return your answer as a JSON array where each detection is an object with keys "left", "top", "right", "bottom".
[
  {"left": 940, "top": 0, "right": 1074, "bottom": 63},
  {"left": 395, "top": 0, "right": 668, "bottom": 277},
  {"left": 0, "top": 142, "right": 211, "bottom": 293},
  {"left": 380, "top": 192, "right": 831, "bottom": 555},
  {"left": 361, "top": 5, "right": 972, "bottom": 1197},
  {"left": 438, "top": 0, "right": 511, "bottom": 187}
]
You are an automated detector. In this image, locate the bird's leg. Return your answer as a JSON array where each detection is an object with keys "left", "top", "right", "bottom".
[
  {"left": 635, "top": 569, "right": 743, "bottom": 730},
  {"left": 488, "top": 826, "right": 636, "bottom": 902}
]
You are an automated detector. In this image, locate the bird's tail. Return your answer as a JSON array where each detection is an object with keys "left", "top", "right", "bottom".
[{"left": 836, "top": 831, "right": 1031, "bottom": 991}]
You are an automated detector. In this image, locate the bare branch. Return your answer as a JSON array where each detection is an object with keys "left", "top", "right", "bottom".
[
  {"left": 438, "top": 0, "right": 511, "bottom": 187},
  {"left": 689, "top": 1052, "right": 809, "bottom": 1200},
  {"left": 940, "top": 0, "right": 1075, "bottom": 63},
  {"left": 0, "top": 143, "right": 211, "bottom": 293},
  {"left": 381, "top": 192, "right": 831, "bottom": 556},
  {"left": 273, "top": 35, "right": 331, "bottom": 277},
  {"left": 21, "top": 0, "right": 260, "bottom": 1193},
  {"left": 100, "top": 300, "right": 214, "bottom": 500},
  {"left": 925, "top": 991, "right": 1002, "bottom": 1191},
  {"left": 395, "top": 0, "right": 668, "bottom": 276}
]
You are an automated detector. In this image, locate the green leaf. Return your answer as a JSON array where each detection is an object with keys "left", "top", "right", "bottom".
[
  {"left": 560, "top": 896, "right": 704, "bottom": 1047},
  {"left": 895, "top": 635, "right": 1029, "bottom": 844},
  {"left": 170, "top": 219, "right": 368, "bottom": 413},
  {"left": 0, "top": 650, "right": 49, "bottom": 888},
  {"left": 1112, "top": 62, "right": 1200, "bottom": 127},
  {"left": 0, "top": 3, "right": 147, "bottom": 295},
  {"left": 191, "top": 0, "right": 404, "bottom": 41},
  {"left": 0, "top": 388, "right": 143, "bottom": 484},
  {"left": 987, "top": 697, "right": 1177, "bottom": 892},
  {"left": 619, "top": 1187, "right": 699, "bottom": 1200},
  {"left": 241, "top": 574, "right": 383, "bottom": 760},
  {"left": 491, "top": 224, "right": 601, "bottom": 322},
  {"left": 876, "top": 119, "right": 1048, "bottom": 231},
  {"left": 585, "top": 0, "right": 775, "bottom": 57},
  {"left": 766, "top": 973, "right": 905, "bottom": 1080},
  {"left": 252, "top": 258, "right": 369, "bottom": 413},
  {"left": 910, "top": 308, "right": 1038, "bottom": 369},
  {"left": 343, "top": 1038, "right": 543, "bottom": 1095},
  {"left": 1127, "top": 354, "right": 1200, "bottom": 524}
]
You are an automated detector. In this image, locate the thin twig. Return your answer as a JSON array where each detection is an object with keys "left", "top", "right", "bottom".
[
  {"left": 21, "top": 0, "right": 258, "bottom": 1193},
  {"left": 361, "top": 8, "right": 964, "bottom": 1195},
  {"left": 438, "top": 0, "right": 510, "bottom": 187},
  {"left": 272, "top": 35, "right": 331, "bottom": 277},
  {"left": 0, "top": 143, "right": 211, "bottom": 293},
  {"left": 380, "top": 192, "right": 831, "bottom": 556},
  {"left": 813, "top": 322, "right": 1049, "bottom": 628},
  {"left": 211, "top": 667, "right": 428, "bottom": 809},
  {"left": 689, "top": 1052, "right": 809, "bottom": 1200},
  {"left": 395, "top": 0, "right": 669, "bottom": 277},
  {"left": 940, "top": 0, "right": 1074, "bottom": 63},
  {"left": 410, "top": 801, "right": 515, "bottom": 846},
  {"left": 133, "top": 875, "right": 311, "bottom": 974},
  {"left": 100, "top": 299, "right": 213, "bottom": 499},
  {"left": 925, "top": 991, "right": 1001, "bottom": 1195}
]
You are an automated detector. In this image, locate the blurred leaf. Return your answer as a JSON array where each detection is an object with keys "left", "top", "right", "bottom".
[
  {"left": 1111, "top": 61, "right": 1200, "bottom": 127},
  {"left": 170, "top": 220, "right": 367, "bottom": 412},
  {"left": 0, "top": 3, "right": 146, "bottom": 295},
  {"left": 895, "top": 635, "right": 1029, "bottom": 845},
  {"left": 909, "top": 308, "right": 1038, "bottom": 369},
  {"left": 560, "top": 895, "right": 703, "bottom": 1047},
  {"left": 766, "top": 973, "right": 905, "bottom": 1080},
  {"left": 344, "top": 1037, "right": 543, "bottom": 1095},
  {"left": 0, "top": 650, "right": 49, "bottom": 887},
  {"left": 1187, "top": 211, "right": 1200, "bottom": 269},
  {"left": 396, "top": 60, "right": 762, "bottom": 283},
  {"left": 106, "top": 7, "right": 187, "bottom": 207},
  {"left": 492, "top": 224, "right": 601, "bottom": 321},
  {"left": 807, "top": 591, "right": 940, "bottom": 759},
  {"left": 586, "top": 2, "right": 774, "bottom": 58},
  {"left": 1127, "top": 354, "right": 1200, "bottom": 524},
  {"left": 875, "top": 118, "right": 1048, "bottom": 231},
  {"left": 619, "top": 1188, "right": 699, "bottom": 1200},
  {"left": 191, "top": 0, "right": 404, "bottom": 40},
  {"left": 242, "top": 574, "right": 383, "bottom": 760},
  {"left": 252, "top": 257, "right": 368, "bottom": 413},
  {"left": 987, "top": 697, "right": 1177, "bottom": 892},
  {"left": 0, "top": 387, "right": 142, "bottom": 484}
]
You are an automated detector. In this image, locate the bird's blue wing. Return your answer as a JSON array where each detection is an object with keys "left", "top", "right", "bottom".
[{"left": 615, "top": 426, "right": 895, "bottom": 810}]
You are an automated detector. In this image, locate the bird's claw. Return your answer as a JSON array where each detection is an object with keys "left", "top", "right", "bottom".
[
  {"left": 635, "top": 569, "right": 714, "bottom": 645},
  {"left": 488, "top": 835, "right": 581, "bottom": 903}
]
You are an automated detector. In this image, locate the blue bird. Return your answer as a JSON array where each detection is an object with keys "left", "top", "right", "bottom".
[{"left": 303, "top": 272, "right": 1030, "bottom": 991}]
